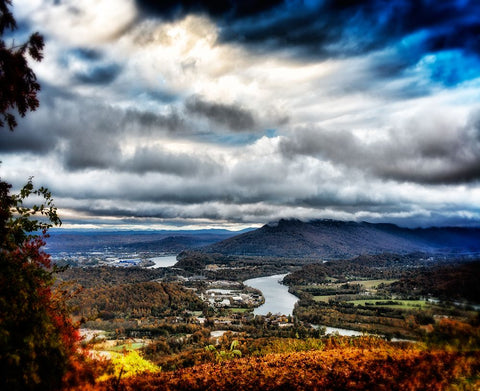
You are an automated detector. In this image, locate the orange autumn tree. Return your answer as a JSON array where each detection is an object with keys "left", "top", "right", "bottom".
[{"left": 0, "top": 1, "right": 81, "bottom": 390}]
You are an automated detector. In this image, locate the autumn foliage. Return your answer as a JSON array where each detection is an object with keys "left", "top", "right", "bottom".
[
  {"left": 93, "top": 337, "right": 480, "bottom": 391},
  {"left": 69, "top": 281, "right": 203, "bottom": 320},
  {"left": 0, "top": 180, "right": 85, "bottom": 390}
]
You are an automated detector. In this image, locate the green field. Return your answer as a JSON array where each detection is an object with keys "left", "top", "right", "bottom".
[{"left": 348, "top": 299, "right": 430, "bottom": 309}]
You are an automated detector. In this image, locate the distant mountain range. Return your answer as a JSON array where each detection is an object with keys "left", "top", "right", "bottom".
[
  {"left": 44, "top": 228, "right": 251, "bottom": 256},
  {"left": 201, "top": 219, "right": 480, "bottom": 259},
  {"left": 44, "top": 220, "right": 480, "bottom": 260}
]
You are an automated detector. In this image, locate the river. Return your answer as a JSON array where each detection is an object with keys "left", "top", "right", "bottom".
[
  {"left": 147, "top": 255, "right": 178, "bottom": 268},
  {"left": 313, "top": 325, "right": 364, "bottom": 336},
  {"left": 244, "top": 274, "right": 299, "bottom": 316},
  {"left": 244, "top": 274, "right": 369, "bottom": 335}
]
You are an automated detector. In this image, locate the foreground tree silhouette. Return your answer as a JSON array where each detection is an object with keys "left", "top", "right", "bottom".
[
  {"left": 0, "top": 1, "right": 81, "bottom": 390},
  {"left": 0, "top": 0, "right": 44, "bottom": 130}
]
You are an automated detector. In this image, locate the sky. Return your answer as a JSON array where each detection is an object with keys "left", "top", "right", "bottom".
[{"left": 1, "top": 0, "right": 480, "bottom": 230}]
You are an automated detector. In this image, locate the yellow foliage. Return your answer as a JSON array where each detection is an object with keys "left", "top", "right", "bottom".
[{"left": 99, "top": 351, "right": 160, "bottom": 381}]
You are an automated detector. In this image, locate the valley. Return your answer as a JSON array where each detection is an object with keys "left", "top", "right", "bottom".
[{"left": 48, "top": 220, "right": 480, "bottom": 388}]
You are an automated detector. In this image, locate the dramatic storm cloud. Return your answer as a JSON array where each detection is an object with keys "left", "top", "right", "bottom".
[{"left": 1, "top": 0, "right": 480, "bottom": 229}]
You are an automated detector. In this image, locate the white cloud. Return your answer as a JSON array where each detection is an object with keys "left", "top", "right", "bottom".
[
  {"left": 19, "top": 0, "right": 138, "bottom": 45},
  {"left": 2, "top": 1, "right": 480, "bottom": 229}
]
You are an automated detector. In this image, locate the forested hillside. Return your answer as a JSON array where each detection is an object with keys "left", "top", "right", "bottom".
[
  {"left": 203, "top": 219, "right": 480, "bottom": 258},
  {"left": 389, "top": 261, "right": 480, "bottom": 303},
  {"left": 69, "top": 282, "right": 203, "bottom": 319},
  {"left": 59, "top": 266, "right": 167, "bottom": 288}
]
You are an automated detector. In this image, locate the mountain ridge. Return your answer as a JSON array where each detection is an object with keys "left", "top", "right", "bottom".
[{"left": 201, "top": 219, "right": 480, "bottom": 259}]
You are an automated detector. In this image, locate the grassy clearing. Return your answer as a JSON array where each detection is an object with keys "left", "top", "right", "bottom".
[
  {"left": 355, "top": 279, "right": 397, "bottom": 289},
  {"left": 324, "top": 277, "right": 338, "bottom": 283},
  {"left": 108, "top": 342, "right": 148, "bottom": 352},
  {"left": 313, "top": 295, "right": 338, "bottom": 303},
  {"left": 305, "top": 279, "right": 396, "bottom": 291},
  {"left": 229, "top": 308, "right": 252, "bottom": 313}
]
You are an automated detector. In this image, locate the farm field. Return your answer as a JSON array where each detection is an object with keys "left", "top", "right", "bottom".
[{"left": 347, "top": 299, "right": 430, "bottom": 309}]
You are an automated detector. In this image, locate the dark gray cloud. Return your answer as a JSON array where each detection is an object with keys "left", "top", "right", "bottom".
[
  {"left": 185, "top": 95, "right": 256, "bottom": 131},
  {"left": 0, "top": 87, "right": 225, "bottom": 177},
  {"left": 135, "top": 0, "right": 284, "bottom": 20},
  {"left": 122, "top": 146, "right": 222, "bottom": 177},
  {"left": 124, "top": 108, "right": 187, "bottom": 133},
  {"left": 136, "top": 2, "right": 480, "bottom": 59},
  {"left": 62, "top": 202, "right": 237, "bottom": 223},
  {"left": 0, "top": 126, "right": 53, "bottom": 154},
  {"left": 72, "top": 204, "right": 180, "bottom": 219},
  {"left": 280, "top": 127, "right": 361, "bottom": 164},
  {"left": 280, "top": 111, "right": 480, "bottom": 185},
  {"left": 62, "top": 133, "right": 121, "bottom": 170},
  {"left": 0, "top": 82, "right": 271, "bottom": 176},
  {"left": 60, "top": 181, "right": 230, "bottom": 205},
  {"left": 53, "top": 180, "right": 478, "bottom": 228},
  {"left": 68, "top": 48, "right": 103, "bottom": 61},
  {"left": 139, "top": 89, "right": 179, "bottom": 104},
  {"left": 74, "top": 63, "right": 122, "bottom": 84},
  {"left": 59, "top": 48, "right": 123, "bottom": 85},
  {"left": 0, "top": 84, "right": 76, "bottom": 155}
]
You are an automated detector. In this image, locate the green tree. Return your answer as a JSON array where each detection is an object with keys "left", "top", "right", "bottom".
[{"left": 205, "top": 340, "right": 242, "bottom": 363}]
